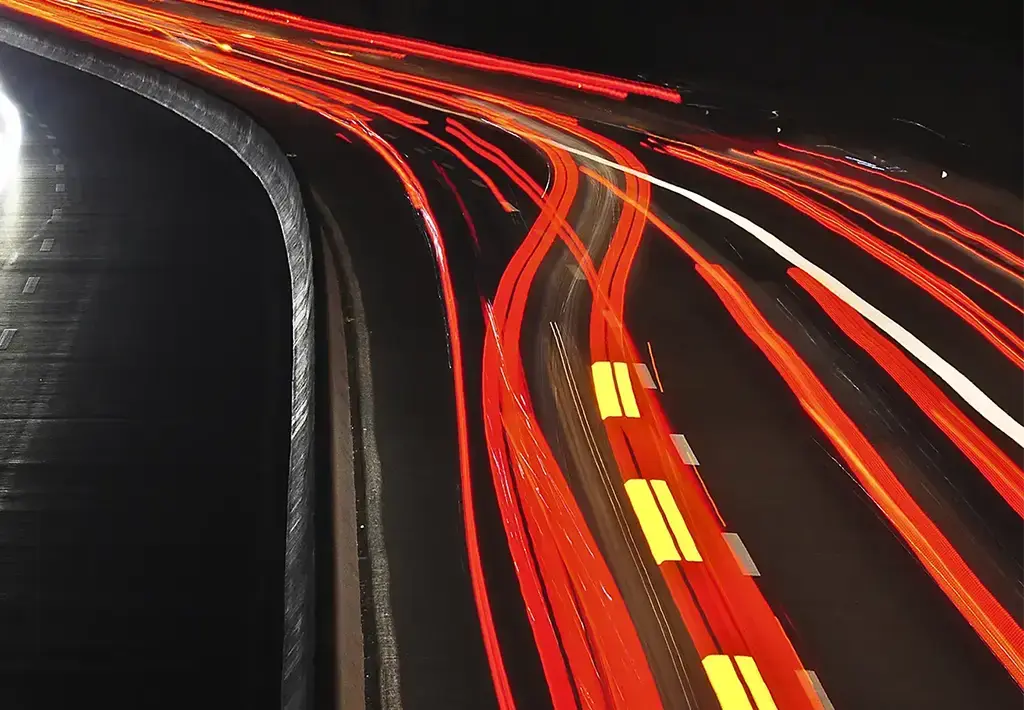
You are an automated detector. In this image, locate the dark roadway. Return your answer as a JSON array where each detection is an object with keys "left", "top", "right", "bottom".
[
  {"left": 0, "top": 47, "right": 291, "bottom": 709},
  {"left": 0, "top": 5, "right": 1021, "bottom": 710},
  {"left": 626, "top": 199, "right": 1022, "bottom": 710}
]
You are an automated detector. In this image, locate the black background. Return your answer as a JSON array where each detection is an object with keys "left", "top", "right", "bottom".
[{"left": 255, "top": 0, "right": 1022, "bottom": 179}]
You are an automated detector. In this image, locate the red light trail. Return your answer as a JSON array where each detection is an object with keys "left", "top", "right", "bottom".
[{"left": 6, "top": 0, "right": 1022, "bottom": 705}]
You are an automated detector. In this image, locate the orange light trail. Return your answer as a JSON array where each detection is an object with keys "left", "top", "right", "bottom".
[
  {"left": 181, "top": 0, "right": 682, "bottom": 102},
  {"left": 699, "top": 260, "right": 1024, "bottom": 689},
  {"left": 581, "top": 165, "right": 819, "bottom": 708},
  {"left": 655, "top": 143, "right": 1024, "bottom": 370},
  {"left": 442, "top": 122, "right": 671, "bottom": 710},
  {"left": 712, "top": 149, "right": 1024, "bottom": 312},
  {"left": 18, "top": 0, "right": 1021, "bottom": 703},
  {"left": 756, "top": 149, "right": 1024, "bottom": 274},
  {"left": 337, "top": 124, "right": 518, "bottom": 710},
  {"left": 478, "top": 129, "right": 666, "bottom": 707},
  {"left": 314, "top": 38, "right": 407, "bottom": 60},
  {"left": 779, "top": 143, "right": 1024, "bottom": 241},
  {"left": 581, "top": 165, "right": 1024, "bottom": 690},
  {"left": 790, "top": 266, "right": 1024, "bottom": 517}
]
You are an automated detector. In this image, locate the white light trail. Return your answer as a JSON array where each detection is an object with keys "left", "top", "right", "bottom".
[{"left": 535, "top": 137, "right": 1024, "bottom": 448}]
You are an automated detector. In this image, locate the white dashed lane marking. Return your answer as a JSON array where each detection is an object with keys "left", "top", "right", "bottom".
[
  {"left": 798, "top": 670, "right": 836, "bottom": 710},
  {"left": 634, "top": 363, "right": 657, "bottom": 389},
  {"left": 722, "top": 532, "right": 760, "bottom": 577},
  {"left": 670, "top": 433, "right": 699, "bottom": 465},
  {"left": 0, "top": 328, "right": 17, "bottom": 350},
  {"left": 22, "top": 276, "right": 39, "bottom": 294},
  {"left": 55, "top": 183, "right": 65, "bottom": 193},
  {"left": 40, "top": 238, "right": 54, "bottom": 252}
]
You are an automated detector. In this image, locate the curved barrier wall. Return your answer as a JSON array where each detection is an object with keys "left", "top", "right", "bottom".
[{"left": 0, "top": 18, "right": 315, "bottom": 710}]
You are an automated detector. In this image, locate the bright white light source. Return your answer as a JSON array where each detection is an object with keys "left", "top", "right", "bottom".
[
  {"left": 0, "top": 86, "right": 22, "bottom": 195},
  {"left": 941, "top": 170, "right": 948, "bottom": 178}
]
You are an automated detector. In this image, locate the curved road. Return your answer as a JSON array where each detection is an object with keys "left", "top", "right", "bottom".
[
  {"left": 0, "top": 3, "right": 1020, "bottom": 710},
  {"left": 0, "top": 44, "right": 291, "bottom": 709}
]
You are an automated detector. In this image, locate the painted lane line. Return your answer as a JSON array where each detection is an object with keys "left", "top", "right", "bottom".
[
  {"left": 51, "top": 207, "right": 62, "bottom": 221},
  {"left": 0, "top": 328, "right": 17, "bottom": 350},
  {"left": 634, "top": 362, "right": 657, "bottom": 389},
  {"left": 45, "top": 133, "right": 55, "bottom": 140},
  {"left": 55, "top": 163, "right": 64, "bottom": 173},
  {"left": 22, "top": 276, "right": 39, "bottom": 294},
  {"left": 670, "top": 433, "right": 700, "bottom": 465},
  {"left": 55, "top": 183, "right": 65, "bottom": 193},
  {"left": 722, "top": 532, "right": 761, "bottom": 577},
  {"left": 536, "top": 137, "right": 1024, "bottom": 448},
  {"left": 797, "top": 670, "right": 836, "bottom": 710},
  {"left": 39, "top": 238, "right": 54, "bottom": 252}
]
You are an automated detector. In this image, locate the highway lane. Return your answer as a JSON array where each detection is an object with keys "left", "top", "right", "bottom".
[
  {"left": 622, "top": 185, "right": 1022, "bottom": 710},
  {"left": 0, "top": 45, "right": 291, "bottom": 708},
  {"left": 1, "top": 3, "right": 1021, "bottom": 709}
]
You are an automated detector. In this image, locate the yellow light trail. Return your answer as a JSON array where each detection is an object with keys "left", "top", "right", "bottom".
[
  {"left": 651, "top": 479, "right": 702, "bottom": 562},
  {"left": 624, "top": 479, "right": 681, "bottom": 564}
]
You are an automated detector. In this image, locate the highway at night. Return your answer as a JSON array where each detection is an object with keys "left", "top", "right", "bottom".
[{"left": 0, "top": 2, "right": 1019, "bottom": 709}]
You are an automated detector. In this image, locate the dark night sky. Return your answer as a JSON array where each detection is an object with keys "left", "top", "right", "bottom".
[
  {"left": 256, "top": 0, "right": 1021, "bottom": 167},
  {"left": 261, "top": 0, "right": 1021, "bottom": 72}
]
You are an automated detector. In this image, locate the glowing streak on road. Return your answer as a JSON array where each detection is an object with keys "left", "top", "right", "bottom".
[
  {"left": 745, "top": 148, "right": 1024, "bottom": 284},
  {"left": 583, "top": 165, "right": 1024, "bottom": 689},
  {"left": 613, "top": 362, "right": 641, "bottom": 418},
  {"left": 314, "top": 38, "right": 407, "bottom": 60},
  {"left": 696, "top": 144, "right": 1024, "bottom": 316},
  {"left": 576, "top": 146, "right": 819, "bottom": 706},
  {"left": 650, "top": 480, "right": 702, "bottom": 562},
  {"left": 478, "top": 130, "right": 666, "bottom": 707},
  {"left": 12, "top": 0, "right": 1022, "bottom": 702},
  {"left": 592, "top": 361, "right": 624, "bottom": 419},
  {"left": 702, "top": 655, "right": 755, "bottom": 710},
  {"left": 544, "top": 139, "right": 1024, "bottom": 449},
  {"left": 734, "top": 656, "right": 779, "bottom": 710},
  {"left": 779, "top": 143, "right": 1024, "bottom": 241},
  {"left": 699, "top": 261, "right": 1024, "bottom": 688},
  {"left": 341, "top": 124, "right": 517, "bottom": 710},
  {"left": 657, "top": 143, "right": 1024, "bottom": 369},
  {"left": 790, "top": 267, "right": 1024, "bottom": 517},
  {"left": 625, "top": 479, "right": 684, "bottom": 564},
  {"left": 182, "top": 0, "right": 683, "bottom": 102}
]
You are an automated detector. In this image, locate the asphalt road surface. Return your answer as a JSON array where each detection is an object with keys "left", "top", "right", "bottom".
[
  {"left": 0, "top": 46, "right": 291, "bottom": 709},
  {"left": 0, "top": 3, "right": 1021, "bottom": 710}
]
